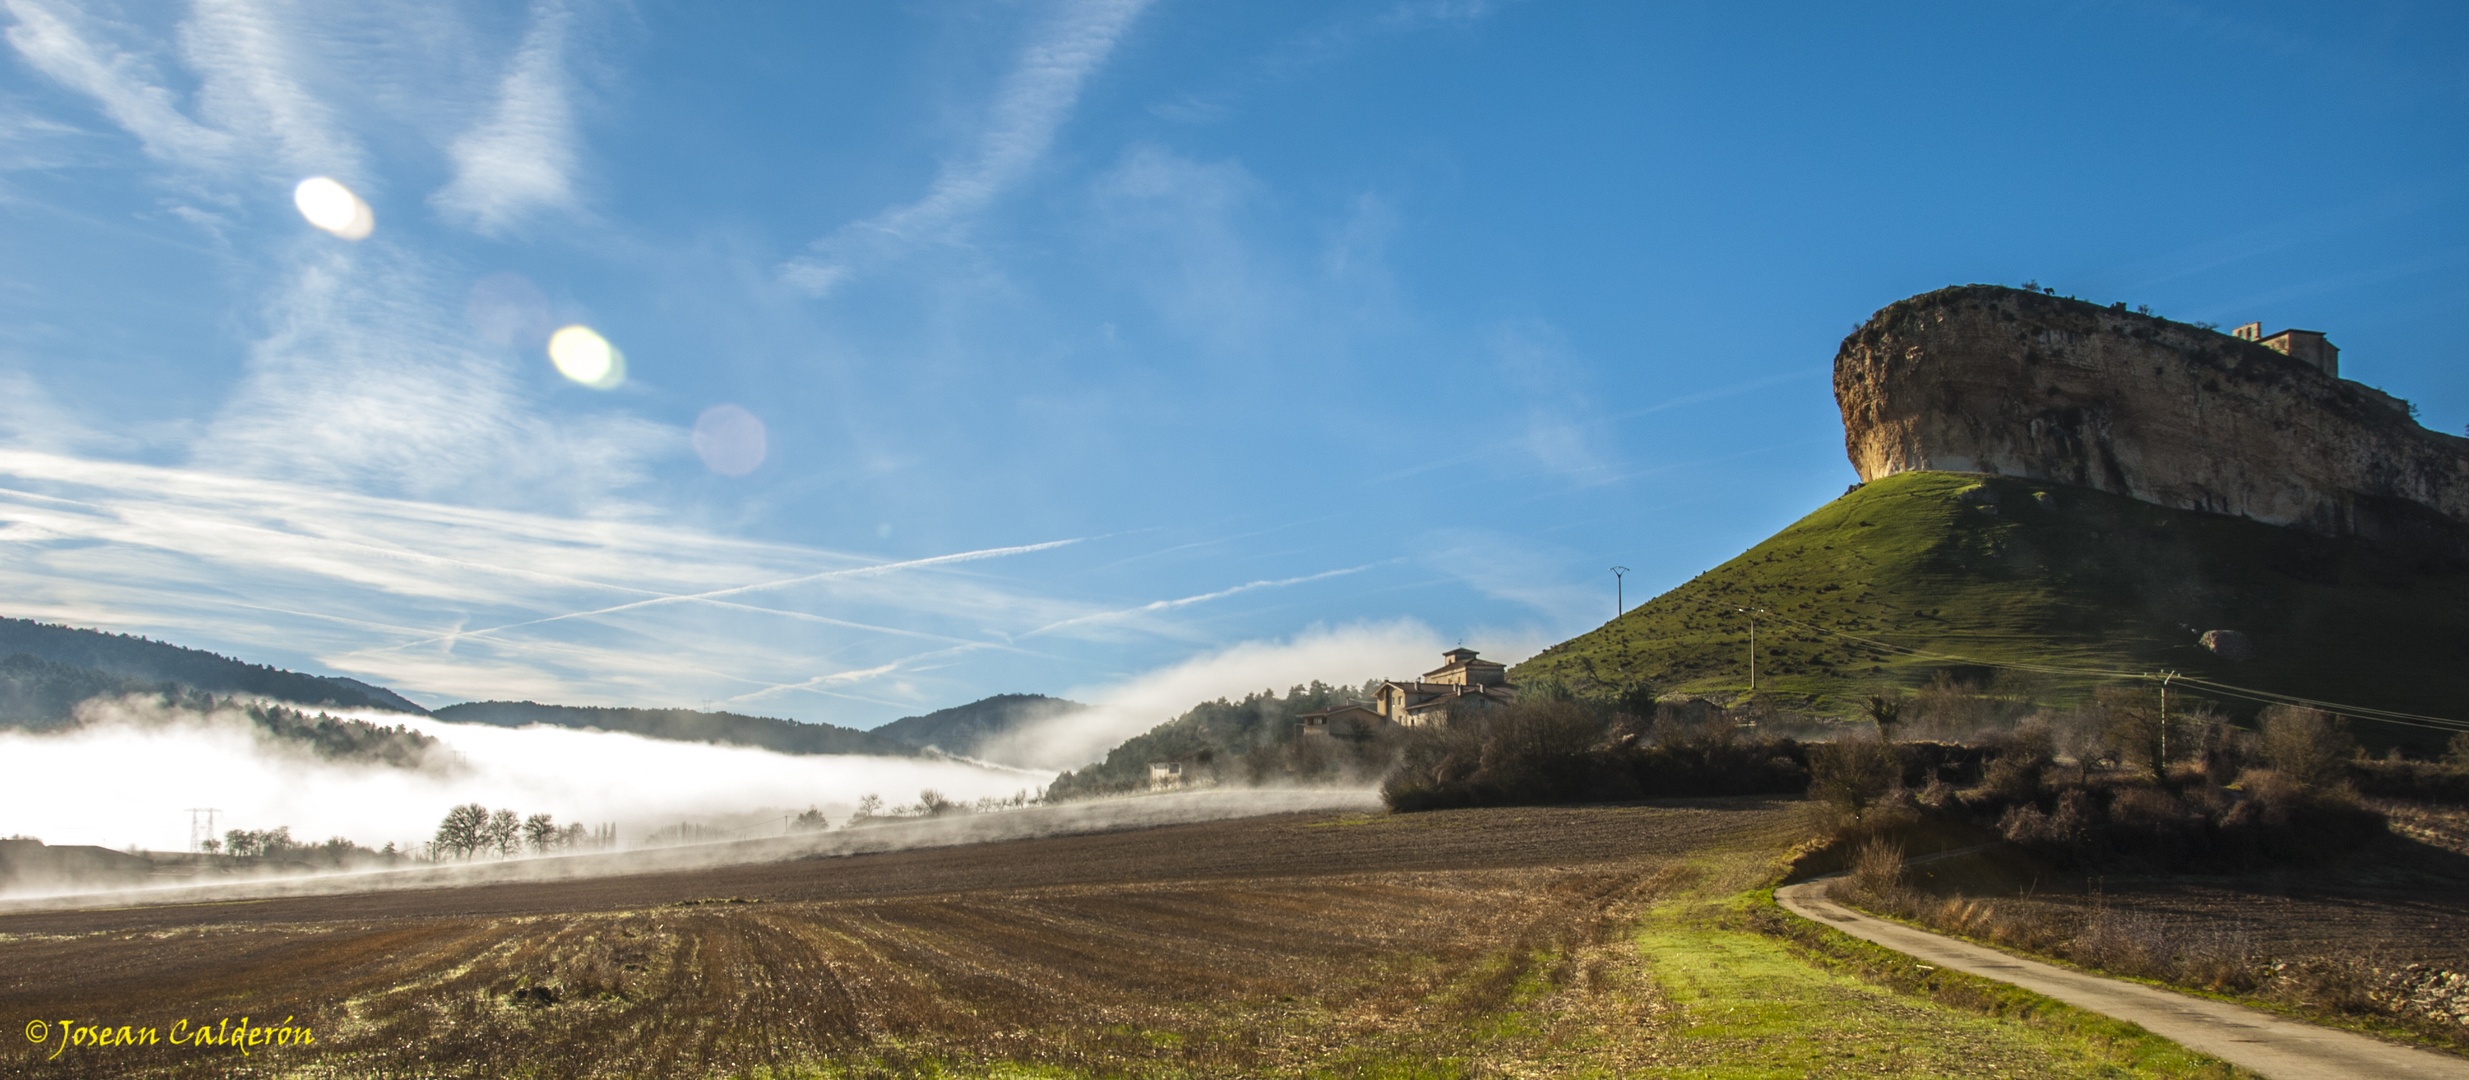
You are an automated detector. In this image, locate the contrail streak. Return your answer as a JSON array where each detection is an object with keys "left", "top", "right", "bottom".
[
  {"left": 1024, "top": 565, "right": 1374, "bottom": 637},
  {"left": 372, "top": 538, "right": 1085, "bottom": 653}
]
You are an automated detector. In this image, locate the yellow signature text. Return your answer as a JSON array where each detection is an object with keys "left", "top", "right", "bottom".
[{"left": 24, "top": 1016, "right": 314, "bottom": 1060}]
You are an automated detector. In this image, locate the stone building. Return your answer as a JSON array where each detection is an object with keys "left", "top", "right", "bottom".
[
  {"left": 1296, "top": 702, "right": 1383, "bottom": 738},
  {"left": 2231, "top": 322, "right": 2339, "bottom": 377},
  {"left": 1371, "top": 648, "right": 1517, "bottom": 729}
]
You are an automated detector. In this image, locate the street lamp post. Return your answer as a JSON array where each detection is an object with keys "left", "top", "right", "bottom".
[{"left": 1611, "top": 566, "right": 1630, "bottom": 618}]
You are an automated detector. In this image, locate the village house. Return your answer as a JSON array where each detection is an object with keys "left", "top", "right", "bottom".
[
  {"left": 1146, "top": 748, "right": 1218, "bottom": 792},
  {"left": 1296, "top": 649, "right": 1520, "bottom": 737},
  {"left": 1296, "top": 702, "right": 1382, "bottom": 738},
  {"left": 1377, "top": 648, "right": 1517, "bottom": 727},
  {"left": 1147, "top": 761, "right": 1184, "bottom": 791}
]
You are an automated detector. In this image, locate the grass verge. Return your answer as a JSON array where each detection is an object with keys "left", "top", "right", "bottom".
[{"left": 1616, "top": 850, "right": 2249, "bottom": 1080}]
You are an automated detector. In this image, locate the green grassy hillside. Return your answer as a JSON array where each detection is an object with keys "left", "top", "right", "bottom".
[{"left": 1514, "top": 471, "right": 2469, "bottom": 742}]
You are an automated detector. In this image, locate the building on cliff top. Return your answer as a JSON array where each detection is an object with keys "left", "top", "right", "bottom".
[
  {"left": 2231, "top": 321, "right": 2339, "bottom": 376},
  {"left": 1368, "top": 648, "right": 1516, "bottom": 729},
  {"left": 1836, "top": 285, "right": 2463, "bottom": 555}
]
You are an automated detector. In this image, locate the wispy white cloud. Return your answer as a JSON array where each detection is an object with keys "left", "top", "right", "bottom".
[
  {"left": 1414, "top": 527, "right": 1602, "bottom": 634},
  {"left": 179, "top": 0, "right": 360, "bottom": 178},
  {"left": 3, "top": 0, "right": 232, "bottom": 167},
  {"left": 190, "top": 245, "right": 677, "bottom": 509},
  {"left": 1086, "top": 143, "right": 1295, "bottom": 346},
  {"left": 1257, "top": 0, "right": 1499, "bottom": 81},
  {"left": 0, "top": 445, "right": 1110, "bottom": 710},
  {"left": 432, "top": 0, "right": 581, "bottom": 234},
  {"left": 0, "top": 368, "right": 130, "bottom": 455},
  {"left": 782, "top": 0, "right": 1153, "bottom": 295},
  {"left": 5, "top": 2, "right": 644, "bottom": 515}
]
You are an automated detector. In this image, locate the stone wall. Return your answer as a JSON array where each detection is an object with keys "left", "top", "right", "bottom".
[{"left": 1834, "top": 285, "right": 2469, "bottom": 560}]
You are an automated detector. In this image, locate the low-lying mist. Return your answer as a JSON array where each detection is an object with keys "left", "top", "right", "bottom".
[
  {"left": 0, "top": 784, "right": 1378, "bottom": 912},
  {"left": 983, "top": 620, "right": 1465, "bottom": 770},
  {"left": 0, "top": 696, "right": 1048, "bottom": 854}
]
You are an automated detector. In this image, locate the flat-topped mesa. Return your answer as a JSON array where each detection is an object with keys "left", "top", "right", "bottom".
[{"left": 1834, "top": 285, "right": 2469, "bottom": 561}]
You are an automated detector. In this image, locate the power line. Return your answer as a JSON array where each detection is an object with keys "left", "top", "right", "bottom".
[{"left": 1742, "top": 608, "right": 2469, "bottom": 733}]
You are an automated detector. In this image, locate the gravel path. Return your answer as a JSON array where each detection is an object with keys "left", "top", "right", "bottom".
[{"left": 1777, "top": 878, "right": 2469, "bottom": 1080}]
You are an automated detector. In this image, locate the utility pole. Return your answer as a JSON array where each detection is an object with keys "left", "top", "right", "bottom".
[
  {"left": 1611, "top": 566, "right": 1630, "bottom": 618},
  {"left": 1738, "top": 608, "right": 1759, "bottom": 692},
  {"left": 2158, "top": 670, "right": 2177, "bottom": 771}
]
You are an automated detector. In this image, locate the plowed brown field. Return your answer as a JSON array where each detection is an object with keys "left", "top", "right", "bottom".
[{"left": 1, "top": 798, "right": 1806, "bottom": 1079}]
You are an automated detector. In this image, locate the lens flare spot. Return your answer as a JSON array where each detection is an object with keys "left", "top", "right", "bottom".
[
  {"left": 467, "top": 272, "right": 556, "bottom": 349},
  {"left": 693, "top": 404, "right": 768, "bottom": 476},
  {"left": 292, "top": 176, "right": 373, "bottom": 240},
  {"left": 547, "top": 325, "right": 624, "bottom": 389}
]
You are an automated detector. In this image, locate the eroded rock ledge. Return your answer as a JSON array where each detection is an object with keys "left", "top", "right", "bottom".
[{"left": 1835, "top": 285, "right": 2469, "bottom": 561}]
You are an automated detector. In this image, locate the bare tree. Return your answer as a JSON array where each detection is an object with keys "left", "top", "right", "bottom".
[
  {"left": 850, "top": 794, "right": 883, "bottom": 824},
  {"left": 2096, "top": 685, "right": 2171, "bottom": 779},
  {"left": 485, "top": 809, "right": 522, "bottom": 858},
  {"left": 435, "top": 803, "right": 489, "bottom": 860},
  {"left": 1809, "top": 734, "right": 1901, "bottom": 822},
  {"left": 1865, "top": 693, "right": 1904, "bottom": 742},
  {"left": 523, "top": 813, "right": 558, "bottom": 854}
]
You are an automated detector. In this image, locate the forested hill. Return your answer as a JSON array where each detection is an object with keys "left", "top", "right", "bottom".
[
  {"left": 0, "top": 617, "right": 425, "bottom": 714},
  {"left": 431, "top": 701, "right": 919, "bottom": 757},
  {"left": 870, "top": 693, "right": 1086, "bottom": 759},
  {"left": 0, "top": 653, "right": 436, "bottom": 766},
  {"left": 1046, "top": 682, "right": 1367, "bottom": 799}
]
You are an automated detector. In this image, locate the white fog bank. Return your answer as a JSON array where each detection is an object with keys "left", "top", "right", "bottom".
[
  {"left": 0, "top": 788, "right": 1380, "bottom": 912},
  {"left": 983, "top": 620, "right": 1486, "bottom": 771},
  {"left": 0, "top": 699, "right": 1047, "bottom": 854}
]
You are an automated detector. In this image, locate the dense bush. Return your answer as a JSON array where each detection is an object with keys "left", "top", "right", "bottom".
[
  {"left": 1810, "top": 700, "right": 2392, "bottom": 873},
  {"left": 1380, "top": 698, "right": 1809, "bottom": 812},
  {"left": 1990, "top": 768, "right": 2383, "bottom": 871},
  {"left": 2353, "top": 759, "right": 2469, "bottom": 804}
]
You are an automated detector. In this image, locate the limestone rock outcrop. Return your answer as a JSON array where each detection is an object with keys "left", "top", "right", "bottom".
[{"left": 1835, "top": 285, "right": 2469, "bottom": 560}]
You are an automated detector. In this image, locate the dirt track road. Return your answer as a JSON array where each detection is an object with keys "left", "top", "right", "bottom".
[{"left": 1777, "top": 878, "right": 2469, "bottom": 1080}]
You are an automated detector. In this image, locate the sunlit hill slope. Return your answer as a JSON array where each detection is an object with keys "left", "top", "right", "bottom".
[{"left": 1513, "top": 470, "right": 2469, "bottom": 744}]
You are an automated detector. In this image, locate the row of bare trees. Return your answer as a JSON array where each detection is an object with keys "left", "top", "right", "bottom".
[{"left": 431, "top": 804, "right": 598, "bottom": 860}]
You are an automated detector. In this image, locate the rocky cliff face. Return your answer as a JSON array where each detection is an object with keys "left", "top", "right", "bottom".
[{"left": 1835, "top": 285, "right": 2469, "bottom": 562}]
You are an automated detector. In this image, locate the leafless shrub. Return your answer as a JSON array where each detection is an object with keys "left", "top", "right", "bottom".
[
  {"left": 2260, "top": 706, "right": 2355, "bottom": 790},
  {"left": 2067, "top": 908, "right": 2172, "bottom": 978},
  {"left": 1847, "top": 839, "right": 1905, "bottom": 897},
  {"left": 1971, "top": 722, "right": 2052, "bottom": 806},
  {"left": 1808, "top": 733, "right": 1901, "bottom": 824}
]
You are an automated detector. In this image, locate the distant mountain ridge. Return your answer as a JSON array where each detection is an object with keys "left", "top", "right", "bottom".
[
  {"left": 0, "top": 617, "right": 425, "bottom": 714},
  {"left": 870, "top": 693, "right": 1086, "bottom": 761},
  {"left": 0, "top": 652, "right": 437, "bottom": 766},
  {"left": 431, "top": 700, "right": 918, "bottom": 757}
]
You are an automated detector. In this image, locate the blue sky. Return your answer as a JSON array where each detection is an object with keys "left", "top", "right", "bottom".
[{"left": 1, "top": 0, "right": 2462, "bottom": 733}]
